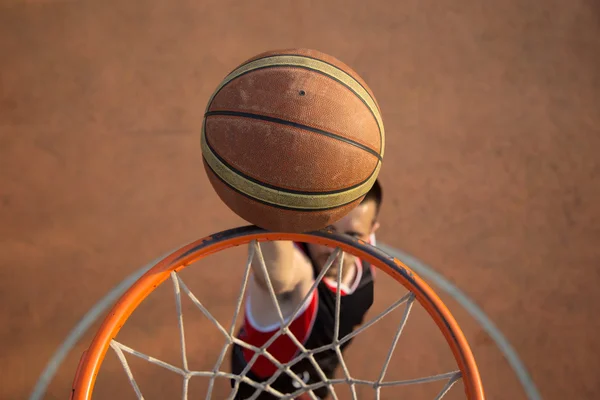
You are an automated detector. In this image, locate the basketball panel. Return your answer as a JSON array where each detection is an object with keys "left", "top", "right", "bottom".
[
  {"left": 204, "top": 116, "right": 379, "bottom": 193},
  {"left": 236, "top": 48, "right": 381, "bottom": 113},
  {"left": 207, "top": 67, "right": 381, "bottom": 153}
]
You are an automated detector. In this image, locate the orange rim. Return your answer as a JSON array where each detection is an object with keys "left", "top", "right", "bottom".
[{"left": 70, "top": 225, "right": 485, "bottom": 399}]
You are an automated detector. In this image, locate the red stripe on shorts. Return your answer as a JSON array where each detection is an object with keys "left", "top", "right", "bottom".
[{"left": 240, "top": 290, "right": 318, "bottom": 378}]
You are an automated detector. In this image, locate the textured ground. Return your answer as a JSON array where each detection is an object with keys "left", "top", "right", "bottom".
[{"left": 1, "top": 0, "right": 599, "bottom": 399}]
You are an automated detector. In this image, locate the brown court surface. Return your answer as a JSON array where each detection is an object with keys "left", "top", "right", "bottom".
[{"left": 1, "top": 0, "right": 599, "bottom": 399}]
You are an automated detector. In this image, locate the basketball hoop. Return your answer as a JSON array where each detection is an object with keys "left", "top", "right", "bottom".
[{"left": 69, "top": 225, "right": 485, "bottom": 399}]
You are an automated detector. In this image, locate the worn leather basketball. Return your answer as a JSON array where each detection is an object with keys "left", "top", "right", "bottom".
[{"left": 201, "top": 48, "right": 384, "bottom": 233}]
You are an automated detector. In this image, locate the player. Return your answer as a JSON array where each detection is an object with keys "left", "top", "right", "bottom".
[{"left": 230, "top": 180, "right": 383, "bottom": 399}]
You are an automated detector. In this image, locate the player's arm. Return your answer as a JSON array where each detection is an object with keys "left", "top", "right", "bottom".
[
  {"left": 246, "top": 241, "right": 314, "bottom": 327},
  {"left": 250, "top": 241, "right": 309, "bottom": 294}
]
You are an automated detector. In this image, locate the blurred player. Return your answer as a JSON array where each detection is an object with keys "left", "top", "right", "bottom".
[{"left": 231, "top": 180, "right": 383, "bottom": 399}]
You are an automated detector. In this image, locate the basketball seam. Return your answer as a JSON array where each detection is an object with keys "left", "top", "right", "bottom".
[
  {"left": 205, "top": 111, "right": 381, "bottom": 161},
  {"left": 204, "top": 158, "right": 366, "bottom": 211},
  {"left": 206, "top": 60, "right": 383, "bottom": 157},
  {"left": 203, "top": 123, "right": 379, "bottom": 195}
]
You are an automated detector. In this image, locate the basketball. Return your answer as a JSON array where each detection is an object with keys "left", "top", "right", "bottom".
[{"left": 201, "top": 48, "right": 384, "bottom": 232}]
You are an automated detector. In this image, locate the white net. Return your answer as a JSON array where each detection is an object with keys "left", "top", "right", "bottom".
[{"left": 107, "top": 240, "right": 463, "bottom": 399}]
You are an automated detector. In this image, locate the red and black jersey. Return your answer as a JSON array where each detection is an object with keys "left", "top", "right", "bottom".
[{"left": 231, "top": 241, "right": 375, "bottom": 399}]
